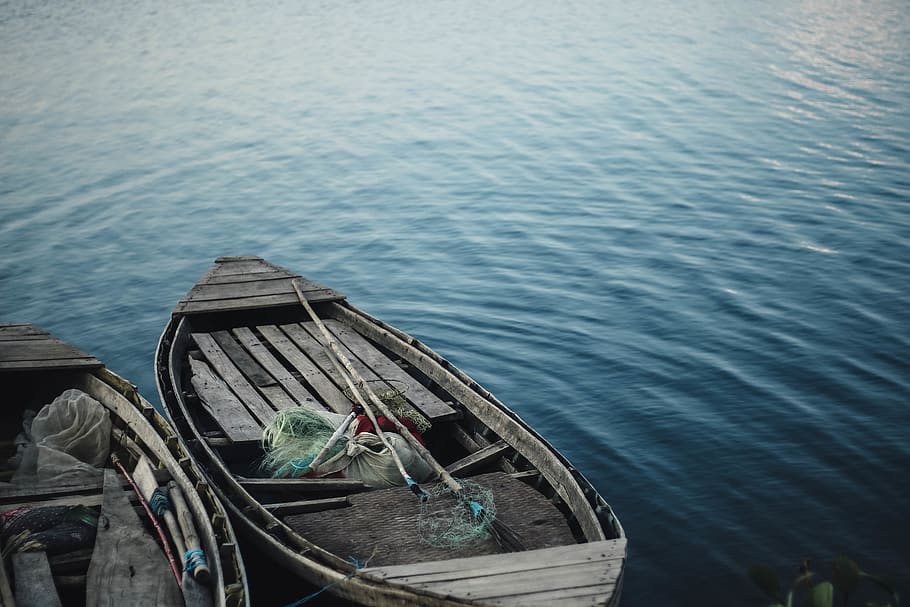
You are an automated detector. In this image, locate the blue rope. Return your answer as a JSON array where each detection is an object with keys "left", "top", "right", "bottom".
[
  {"left": 282, "top": 558, "right": 363, "bottom": 606},
  {"left": 149, "top": 488, "right": 170, "bottom": 518},
  {"left": 184, "top": 548, "right": 207, "bottom": 573}
]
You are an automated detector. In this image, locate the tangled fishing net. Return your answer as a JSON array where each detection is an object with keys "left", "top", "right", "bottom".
[
  {"left": 417, "top": 479, "right": 497, "bottom": 548},
  {"left": 260, "top": 408, "right": 347, "bottom": 478},
  {"left": 345, "top": 380, "right": 431, "bottom": 434}
]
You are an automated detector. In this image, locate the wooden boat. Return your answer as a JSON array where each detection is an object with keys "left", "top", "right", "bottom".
[
  {"left": 0, "top": 323, "right": 248, "bottom": 607},
  {"left": 155, "top": 256, "right": 626, "bottom": 606}
]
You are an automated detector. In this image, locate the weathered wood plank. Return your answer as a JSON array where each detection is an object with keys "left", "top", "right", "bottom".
[
  {"left": 320, "top": 320, "right": 459, "bottom": 422},
  {"left": 286, "top": 472, "right": 576, "bottom": 568},
  {"left": 185, "top": 278, "right": 301, "bottom": 302},
  {"left": 192, "top": 332, "right": 278, "bottom": 427},
  {"left": 0, "top": 340, "right": 86, "bottom": 361},
  {"left": 201, "top": 270, "right": 293, "bottom": 285},
  {"left": 85, "top": 469, "right": 183, "bottom": 606},
  {"left": 231, "top": 327, "right": 321, "bottom": 408},
  {"left": 412, "top": 558, "right": 621, "bottom": 601},
  {"left": 210, "top": 330, "right": 275, "bottom": 386},
  {"left": 257, "top": 325, "right": 350, "bottom": 414},
  {"left": 12, "top": 551, "right": 62, "bottom": 607},
  {"left": 235, "top": 477, "right": 366, "bottom": 495},
  {"left": 176, "top": 290, "right": 341, "bottom": 315},
  {"left": 0, "top": 493, "right": 104, "bottom": 514},
  {"left": 263, "top": 496, "right": 351, "bottom": 516},
  {"left": 486, "top": 582, "right": 619, "bottom": 606},
  {"left": 0, "top": 357, "right": 101, "bottom": 370},
  {"left": 445, "top": 440, "right": 510, "bottom": 476},
  {"left": 364, "top": 539, "right": 626, "bottom": 584},
  {"left": 0, "top": 480, "right": 103, "bottom": 503},
  {"left": 208, "top": 258, "right": 289, "bottom": 276},
  {"left": 364, "top": 538, "right": 626, "bottom": 580},
  {"left": 189, "top": 357, "right": 262, "bottom": 443}
]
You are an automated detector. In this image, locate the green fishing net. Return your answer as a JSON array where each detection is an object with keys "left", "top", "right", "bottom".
[
  {"left": 417, "top": 479, "right": 496, "bottom": 548},
  {"left": 260, "top": 408, "right": 347, "bottom": 478},
  {"left": 344, "top": 380, "right": 431, "bottom": 434}
]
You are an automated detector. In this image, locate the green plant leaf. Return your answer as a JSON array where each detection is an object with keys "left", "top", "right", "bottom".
[
  {"left": 832, "top": 556, "right": 860, "bottom": 595},
  {"left": 749, "top": 564, "right": 782, "bottom": 602},
  {"left": 806, "top": 581, "right": 833, "bottom": 607}
]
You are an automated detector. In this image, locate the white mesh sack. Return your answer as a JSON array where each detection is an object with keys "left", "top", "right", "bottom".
[{"left": 13, "top": 388, "right": 111, "bottom": 484}]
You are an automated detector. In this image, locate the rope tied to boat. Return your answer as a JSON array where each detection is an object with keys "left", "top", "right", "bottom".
[
  {"left": 184, "top": 547, "right": 208, "bottom": 574},
  {"left": 149, "top": 487, "right": 171, "bottom": 518},
  {"left": 282, "top": 556, "right": 366, "bottom": 607}
]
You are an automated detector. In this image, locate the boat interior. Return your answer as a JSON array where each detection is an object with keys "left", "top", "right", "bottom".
[{"left": 168, "top": 301, "right": 613, "bottom": 568}]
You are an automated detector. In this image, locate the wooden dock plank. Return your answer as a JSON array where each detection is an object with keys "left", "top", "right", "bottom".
[
  {"left": 189, "top": 357, "right": 262, "bottom": 443},
  {"left": 231, "top": 327, "right": 321, "bottom": 408},
  {"left": 320, "top": 320, "right": 459, "bottom": 422},
  {"left": 256, "top": 325, "right": 351, "bottom": 414},
  {"left": 12, "top": 551, "right": 62, "bottom": 607},
  {"left": 445, "top": 440, "right": 510, "bottom": 476},
  {"left": 192, "top": 333, "right": 278, "bottom": 426},
  {"left": 85, "top": 469, "right": 183, "bottom": 606}
]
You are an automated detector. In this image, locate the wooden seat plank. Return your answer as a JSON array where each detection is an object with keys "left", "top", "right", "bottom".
[
  {"left": 364, "top": 538, "right": 626, "bottom": 580},
  {"left": 445, "top": 440, "right": 510, "bottom": 476},
  {"left": 231, "top": 327, "right": 321, "bottom": 408},
  {"left": 189, "top": 357, "right": 262, "bottom": 443},
  {"left": 319, "top": 320, "right": 459, "bottom": 422},
  {"left": 256, "top": 325, "right": 350, "bottom": 414},
  {"left": 404, "top": 558, "right": 621, "bottom": 601},
  {"left": 12, "top": 551, "right": 62, "bottom": 607},
  {"left": 85, "top": 469, "right": 183, "bottom": 606},
  {"left": 486, "top": 583, "right": 620, "bottom": 606},
  {"left": 192, "top": 333, "right": 278, "bottom": 426}
]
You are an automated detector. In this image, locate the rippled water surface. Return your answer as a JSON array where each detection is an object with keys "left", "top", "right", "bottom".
[{"left": 3, "top": 1, "right": 909, "bottom": 604}]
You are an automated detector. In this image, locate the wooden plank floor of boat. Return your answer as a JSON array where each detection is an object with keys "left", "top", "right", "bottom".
[{"left": 281, "top": 472, "right": 577, "bottom": 568}]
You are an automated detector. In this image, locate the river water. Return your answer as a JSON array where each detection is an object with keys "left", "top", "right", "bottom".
[{"left": 2, "top": 1, "right": 909, "bottom": 604}]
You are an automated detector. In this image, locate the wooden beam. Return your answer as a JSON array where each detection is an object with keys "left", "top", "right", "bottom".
[
  {"left": 235, "top": 477, "right": 366, "bottom": 495},
  {"left": 445, "top": 440, "right": 510, "bottom": 476},
  {"left": 256, "top": 325, "right": 350, "bottom": 414},
  {"left": 85, "top": 469, "right": 183, "bottom": 606},
  {"left": 12, "top": 551, "right": 62, "bottom": 607},
  {"left": 231, "top": 327, "right": 321, "bottom": 408},
  {"left": 263, "top": 496, "right": 351, "bottom": 516},
  {"left": 189, "top": 357, "right": 262, "bottom": 444}
]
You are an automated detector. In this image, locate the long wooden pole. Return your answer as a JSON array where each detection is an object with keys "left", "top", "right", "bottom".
[
  {"left": 293, "top": 279, "right": 526, "bottom": 551},
  {"left": 167, "top": 481, "right": 211, "bottom": 584}
]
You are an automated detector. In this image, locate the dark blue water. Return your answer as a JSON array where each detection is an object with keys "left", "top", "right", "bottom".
[{"left": 3, "top": 1, "right": 909, "bottom": 604}]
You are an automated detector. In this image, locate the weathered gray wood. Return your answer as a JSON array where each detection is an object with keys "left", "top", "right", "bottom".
[
  {"left": 192, "top": 333, "right": 278, "bottom": 427},
  {"left": 184, "top": 278, "right": 301, "bottom": 302},
  {"left": 209, "top": 330, "right": 298, "bottom": 411},
  {"left": 486, "top": 583, "right": 619, "bottom": 606},
  {"left": 0, "top": 327, "right": 101, "bottom": 371},
  {"left": 86, "top": 469, "right": 183, "bottom": 606},
  {"left": 365, "top": 538, "right": 626, "bottom": 581},
  {"left": 235, "top": 477, "right": 366, "bottom": 495},
  {"left": 285, "top": 472, "right": 575, "bottom": 568},
  {"left": 201, "top": 270, "right": 292, "bottom": 285},
  {"left": 445, "top": 440, "right": 510, "bottom": 476},
  {"left": 12, "top": 551, "right": 62, "bottom": 607},
  {"left": 0, "top": 492, "right": 105, "bottom": 514},
  {"left": 330, "top": 302, "right": 607, "bottom": 542},
  {"left": 410, "top": 558, "right": 621, "bottom": 601},
  {"left": 189, "top": 357, "right": 262, "bottom": 443},
  {"left": 176, "top": 291, "right": 341, "bottom": 315},
  {"left": 256, "top": 325, "right": 350, "bottom": 414},
  {"left": 320, "top": 320, "right": 459, "bottom": 422},
  {"left": 263, "top": 496, "right": 351, "bottom": 516},
  {"left": 0, "top": 543, "right": 15, "bottom": 607},
  {"left": 0, "top": 480, "right": 104, "bottom": 503},
  {"left": 231, "top": 327, "right": 321, "bottom": 408},
  {"left": 210, "top": 330, "right": 274, "bottom": 387}
]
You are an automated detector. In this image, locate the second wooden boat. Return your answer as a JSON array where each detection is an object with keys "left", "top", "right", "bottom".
[
  {"left": 0, "top": 323, "right": 248, "bottom": 607},
  {"left": 156, "top": 256, "right": 626, "bottom": 606}
]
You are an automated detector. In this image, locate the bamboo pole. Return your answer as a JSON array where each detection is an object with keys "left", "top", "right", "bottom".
[{"left": 167, "top": 481, "right": 211, "bottom": 584}]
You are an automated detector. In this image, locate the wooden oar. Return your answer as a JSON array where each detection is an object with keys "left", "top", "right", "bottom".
[{"left": 293, "top": 279, "right": 525, "bottom": 551}]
